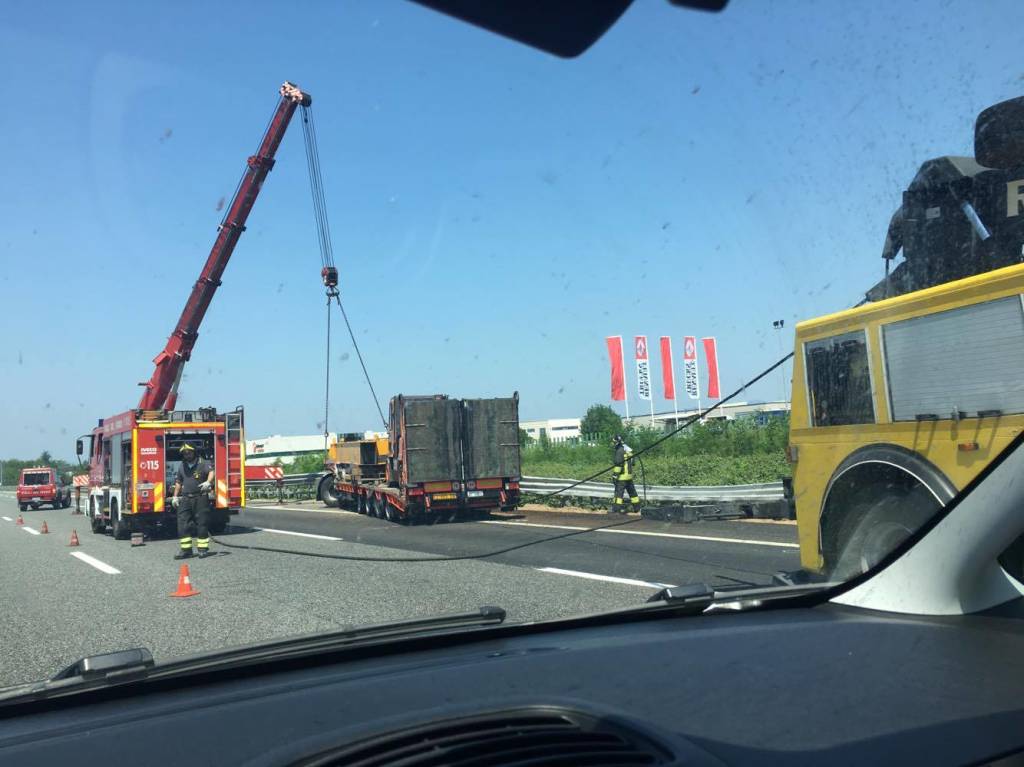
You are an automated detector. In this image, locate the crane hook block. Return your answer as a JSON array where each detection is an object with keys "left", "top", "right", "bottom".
[{"left": 322, "top": 266, "right": 339, "bottom": 289}]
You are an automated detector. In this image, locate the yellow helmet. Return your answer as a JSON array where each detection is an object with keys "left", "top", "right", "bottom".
[{"left": 180, "top": 443, "right": 196, "bottom": 455}]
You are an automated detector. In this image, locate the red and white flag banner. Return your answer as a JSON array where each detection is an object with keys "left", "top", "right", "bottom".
[
  {"left": 605, "top": 336, "right": 626, "bottom": 402},
  {"left": 683, "top": 336, "right": 700, "bottom": 401},
  {"left": 634, "top": 335, "right": 652, "bottom": 401},
  {"left": 702, "top": 337, "right": 721, "bottom": 399},
  {"left": 659, "top": 336, "right": 675, "bottom": 400}
]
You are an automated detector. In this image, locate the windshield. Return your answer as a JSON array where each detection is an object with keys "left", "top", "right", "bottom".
[{"left": 2, "top": 0, "right": 1023, "bottom": 689}]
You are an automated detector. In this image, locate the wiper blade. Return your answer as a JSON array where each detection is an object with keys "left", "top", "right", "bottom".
[
  {"left": 52, "top": 647, "right": 155, "bottom": 682},
  {"left": 0, "top": 607, "right": 505, "bottom": 706},
  {"left": 0, "top": 648, "right": 156, "bottom": 706},
  {"left": 644, "top": 581, "right": 837, "bottom": 613}
]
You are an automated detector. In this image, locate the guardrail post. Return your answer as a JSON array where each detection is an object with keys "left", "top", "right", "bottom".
[{"left": 276, "top": 478, "right": 284, "bottom": 504}]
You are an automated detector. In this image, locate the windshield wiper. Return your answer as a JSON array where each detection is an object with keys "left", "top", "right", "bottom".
[
  {"left": 643, "top": 581, "right": 837, "bottom": 614},
  {"left": 0, "top": 607, "right": 506, "bottom": 706}
]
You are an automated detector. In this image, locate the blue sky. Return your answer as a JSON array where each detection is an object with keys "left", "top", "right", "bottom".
[{"left": 1, "top": 0, "right": 1022, "bottom": 459}]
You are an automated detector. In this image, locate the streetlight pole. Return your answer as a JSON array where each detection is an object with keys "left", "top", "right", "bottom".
[{"left": 773, "top": 320, "right": 787, "bottom": 404}]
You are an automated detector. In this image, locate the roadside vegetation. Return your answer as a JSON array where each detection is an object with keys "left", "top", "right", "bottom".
[
  {"left": 0, "top": 452, "right": 85, "bottom": 486},
  {"left": 521, "top": 405, "right": 790, "bottom": 487}
]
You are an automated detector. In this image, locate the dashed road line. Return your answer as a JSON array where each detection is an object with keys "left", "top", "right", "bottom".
[
  {"left": 536, "top": 566, "right": 674, "bottom": 590},
  {"left": 21, "top": 526, "right": 40, "bottom": 536},
  {"left": 1, "top": 516, "right": 12, "bottom": 522},
  {"left": 246, "top": 504, "right": 353, "bottom": 516},
  {"left": 70, "top": 552, "right": 121, "bottom": 575}
]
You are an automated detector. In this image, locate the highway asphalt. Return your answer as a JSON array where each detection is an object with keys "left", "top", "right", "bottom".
[{"left": 0, "top": 492, "right": 799, "bottom": 689}]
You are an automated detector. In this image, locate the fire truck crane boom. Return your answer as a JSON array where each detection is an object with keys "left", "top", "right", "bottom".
[{"left": 137, "top": 81, "right": 311, "bottom": 411}]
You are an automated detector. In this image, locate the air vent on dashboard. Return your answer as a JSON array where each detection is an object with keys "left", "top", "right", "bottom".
[{"left": 296, "top": 708, "right": 674, "bottom": 767}]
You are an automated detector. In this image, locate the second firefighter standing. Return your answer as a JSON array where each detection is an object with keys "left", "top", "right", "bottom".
[{"left": 610, "top": 435, "right": 641, "bottom": 514}]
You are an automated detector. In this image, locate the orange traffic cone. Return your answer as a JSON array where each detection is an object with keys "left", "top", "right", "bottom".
[
  {"left": 170, "top": 564, "right": 199, "bottom": 598},
  {"left": 68, "top": 530, "right": 80, "bottom": 547},
  {"left": 40, "top": 521, "right": 49, "bottom": 534},
  {"left": 15, "top": 515, "right": 23, "bottom": 526}
]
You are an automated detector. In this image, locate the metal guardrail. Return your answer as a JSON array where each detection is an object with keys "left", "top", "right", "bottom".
[
  {"left": 244, "top": 472, "right": 784, "bottom": 504},
  {"left": 246, "top": 472, "right": 322, "bottom": 502},
  {"left": 519, "top": 476, "right": 784, "bottom": 502}
]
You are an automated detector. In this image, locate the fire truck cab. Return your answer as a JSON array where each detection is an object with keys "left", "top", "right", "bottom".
[{"left": 79, "top": 407, "right": 245, "bottom": 540}]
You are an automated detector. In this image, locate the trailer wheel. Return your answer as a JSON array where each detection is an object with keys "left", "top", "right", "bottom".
[
  {"left": 318, "top": 476, "right": 340, "bottom": 507},
  {"left": 382, "top": 499, "right": 396, "bottom": 523},
  {"left": 19, "top": 503, "right": 27, "bottom": 512},
  {"left": 30, "top": 502, "right": 40, "bottom": 510}
]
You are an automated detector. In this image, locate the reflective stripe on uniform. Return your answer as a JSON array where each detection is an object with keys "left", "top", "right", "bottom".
[
  {"left": 196, "top": 538, "right": 209, "bottom": 549},
  {"left": 614, "top": 497, "right": 624, "bottom": 505},
  {"left": 180, "top": 537, "right": 193, "bottom": 549},
  {"left": 630, "top": 496, "right": 640, "bottom": 504}
]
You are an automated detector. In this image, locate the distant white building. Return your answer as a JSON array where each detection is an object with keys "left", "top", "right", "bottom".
[
  {"left": 520, "top": 418, "right": 582, "bottom": 443},
  {"left": 626, "top": 400, "right": 791, "bottom": 429},
  {"left": 245, "top": 435, "right": 329, "bottom": 466}
]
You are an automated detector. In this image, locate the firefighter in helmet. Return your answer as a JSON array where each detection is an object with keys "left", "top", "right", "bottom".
[
  {"left": 171, "top": 443, "right": 215, "bottom": 559},
  {"left": 610, "top": 435, "right": 641, "bottom": 514}
]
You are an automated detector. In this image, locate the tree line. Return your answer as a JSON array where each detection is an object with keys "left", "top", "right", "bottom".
[{"left": 0, "top": 452, "right": 87, "bottom": 486}]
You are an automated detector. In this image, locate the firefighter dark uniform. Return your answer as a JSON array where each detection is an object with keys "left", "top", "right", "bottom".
[
  {"left": 174, "top": 446, "right": 213, "bottom": 559},
  {"left": 611, "top": 438, "right": 641, "bottom": 513}
]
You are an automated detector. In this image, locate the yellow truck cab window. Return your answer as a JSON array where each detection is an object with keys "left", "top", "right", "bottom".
[{"left": 805, "top": 331, "right": 875, "bottom": 427}]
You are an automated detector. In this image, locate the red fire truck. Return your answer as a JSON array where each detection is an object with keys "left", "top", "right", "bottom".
[{"left": 79, "top": 82, "right": 311, "bottom": 540}]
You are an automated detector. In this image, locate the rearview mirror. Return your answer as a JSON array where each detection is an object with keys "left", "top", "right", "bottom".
[{"left": 76, "top": 439, "right": 83, "bottom": 456}]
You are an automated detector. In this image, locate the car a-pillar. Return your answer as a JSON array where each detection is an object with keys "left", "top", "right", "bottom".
[{"left": 818, "top": 444, "right": 956, "bottom": 580}]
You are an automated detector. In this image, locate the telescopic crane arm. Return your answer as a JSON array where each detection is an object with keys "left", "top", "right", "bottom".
[{"left": 137, "top": 82, "right": 311, "bottom": 411}]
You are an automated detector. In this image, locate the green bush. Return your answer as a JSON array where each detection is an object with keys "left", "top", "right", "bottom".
[{"left": 521, "top": 414, "right": 791, "bottom": 489}]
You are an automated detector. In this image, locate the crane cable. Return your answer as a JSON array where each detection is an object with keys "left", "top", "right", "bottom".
[
  {"left": 300, "top": 104, "right": 388, "bottom": 432},
  {"left": 213, "top": 352, "right": 793, "bottom": 562}
]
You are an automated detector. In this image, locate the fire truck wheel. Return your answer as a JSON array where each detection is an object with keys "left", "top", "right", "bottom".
[
  {"left": 89, "top": 498, "right": 104, "bottom": 534},
  {"left": 208, "top": 515, "right": 228, "bottom": 535},
  {"left": 111, "top": 500, "right": 130, "bottom": 540},
  {"left": 30, "top": 503, "right": 40, "bottom": 510},
  {"left": 19, "top": 503, "right": 27, "bottom": 512}
]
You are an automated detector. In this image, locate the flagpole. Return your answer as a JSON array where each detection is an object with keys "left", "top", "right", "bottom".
[
  {"left": 649, "top": 398, "right": 655, "bottom": 428},
  {"left": 621, "top": 341, "right": 630, "bottom": 423}
]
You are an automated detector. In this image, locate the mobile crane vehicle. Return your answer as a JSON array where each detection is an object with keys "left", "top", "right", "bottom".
[{"left": 80, "top": 82, "right": 312, "bottom": 540}]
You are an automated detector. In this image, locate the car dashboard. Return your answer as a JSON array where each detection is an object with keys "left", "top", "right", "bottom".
[{"left": 2, "top": 601, "right": 1024, "bottom": 766}]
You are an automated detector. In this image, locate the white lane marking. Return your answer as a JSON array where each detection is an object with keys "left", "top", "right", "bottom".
[
  {"left": 255, "top": 527, "right": 342, "bottom": 541},
  {"left": 536, "top": 567, "right": 674, "bottom": 590},
  {"left": 1, "top": 516, "right": 12, "bottom": 522},
  {"left": 246, "top": 504, "right": 354, "bottom": 516},
  {"left": 70, "top": 551, "right": 122, "bottom": 575},
  {"left": 600, "top": 528, "right": 800, "bottom": 549},
  {"left": 21, "top": 526, "right": 40, "bottom": 536},
  {"left": 481, "top": 520, "right": 799, "bottom": 549}
]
